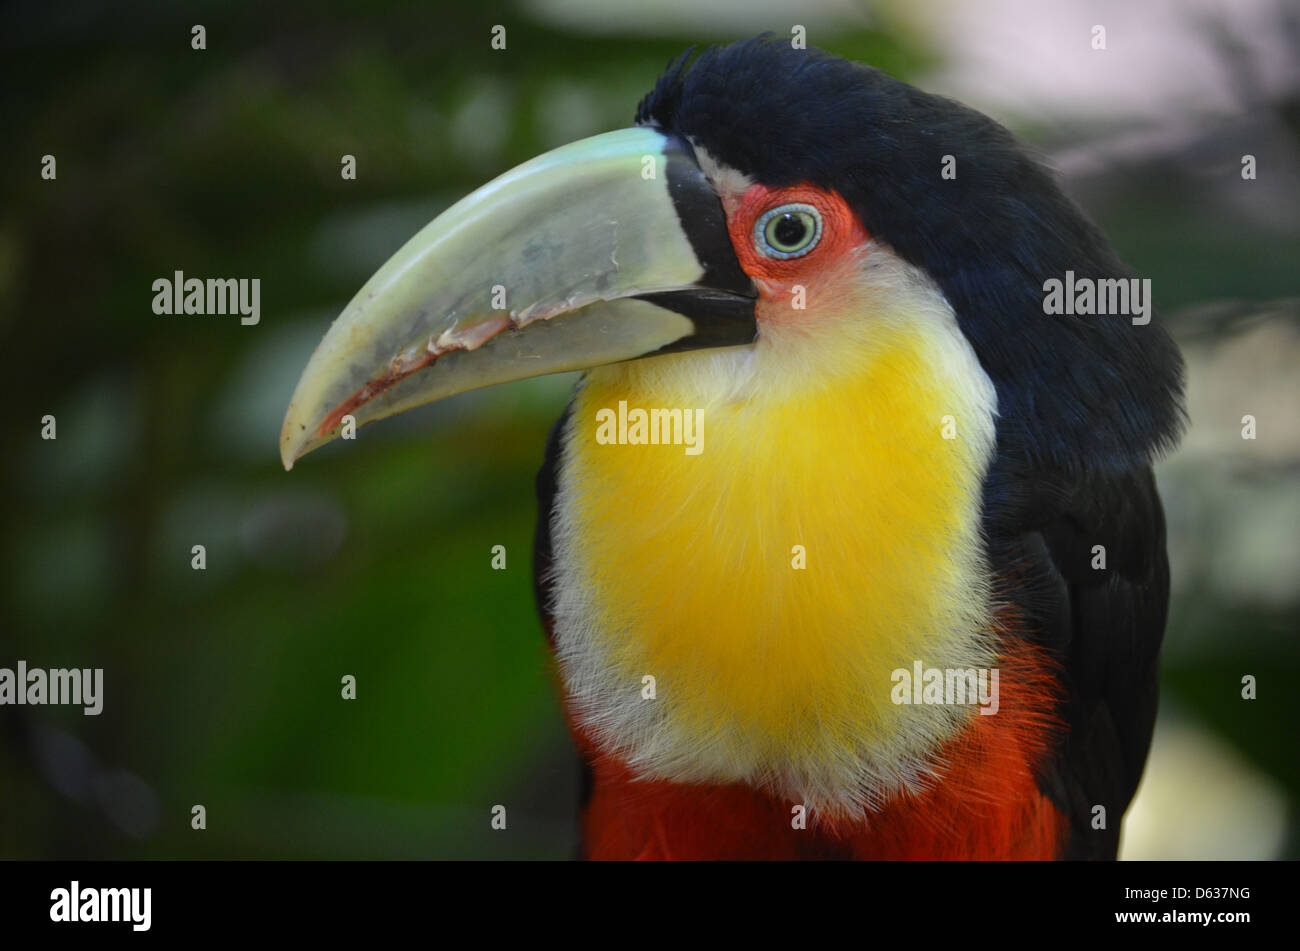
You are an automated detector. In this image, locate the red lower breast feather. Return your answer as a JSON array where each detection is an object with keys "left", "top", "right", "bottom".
[{"left": 576, "top": 641, "right": 1066, "bottom": 860}]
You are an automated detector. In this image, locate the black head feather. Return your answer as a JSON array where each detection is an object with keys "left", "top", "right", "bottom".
[{"left": 636, "top": 37, "right": 1186, "bottom": 475}]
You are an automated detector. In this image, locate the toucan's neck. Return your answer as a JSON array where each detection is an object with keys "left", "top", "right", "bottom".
[{"left": 548, "top": 256, "right": 1001, "bottom": 815}]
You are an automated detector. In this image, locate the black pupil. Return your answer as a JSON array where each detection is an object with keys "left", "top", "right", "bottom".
[{"left": 773, "top": 213, "right": 807, "bottom": 248}]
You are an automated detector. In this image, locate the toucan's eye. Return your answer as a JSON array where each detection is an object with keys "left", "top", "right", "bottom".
[{"left": 754, "top": 203, "right": 822, "bottom": 259}]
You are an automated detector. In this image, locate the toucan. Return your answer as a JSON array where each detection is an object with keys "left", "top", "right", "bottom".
[{"left": 281, "top": 38, "right": 1185, "bottom": 859}]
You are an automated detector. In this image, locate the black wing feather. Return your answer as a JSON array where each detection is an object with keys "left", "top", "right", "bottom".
[
  {"left": 986, "top": 460, "right": 1171, "bottom": 858},
  {"left": 532, "top": 403, "right": 595, "bottom": 841}
]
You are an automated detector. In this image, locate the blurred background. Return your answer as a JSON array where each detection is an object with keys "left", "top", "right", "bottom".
[{"left": 1, "top": 0, "right": 1296, "bottom": 859}]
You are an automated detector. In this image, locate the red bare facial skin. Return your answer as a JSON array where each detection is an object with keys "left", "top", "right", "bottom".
[{"left": 718, "top": 183, "right": 870, "bottom": 329}]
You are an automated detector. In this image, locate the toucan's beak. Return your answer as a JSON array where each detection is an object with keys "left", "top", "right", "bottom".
[{"left": 280, "top": 127, "right": 756, "bottom": 469}]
